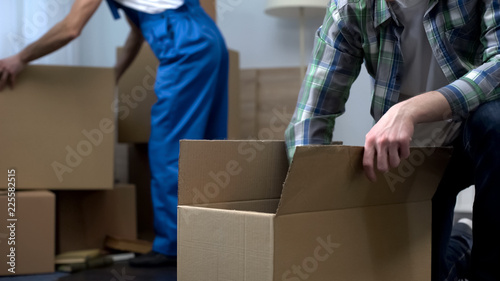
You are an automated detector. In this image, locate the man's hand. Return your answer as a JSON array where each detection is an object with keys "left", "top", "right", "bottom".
[
  {"left": 363, "top": 102, "right": 414, "bottom": 182},
  {"left": 0, "top": 54, "right": 26, "bottom": 91},
  {"left": 362, "top": 91, "right": 452, "bottom": 182}
]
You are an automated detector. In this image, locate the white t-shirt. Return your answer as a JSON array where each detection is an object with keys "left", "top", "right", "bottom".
[
  {"left": 114, "top": 0, "right": 184, "bottom": 14},
  {"left": 391, "top": 0, "right": 461, "bottom": 146}
]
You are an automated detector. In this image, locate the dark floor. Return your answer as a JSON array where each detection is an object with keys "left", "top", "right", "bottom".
[
  {"left": 0, "top": 272, "right": 69, "bottom": 280},
  {"left": 58, "top": 262, "right": 176, "bottom": 281},
  {"left": 1, "top": 262, "right": 176, "bottom": 281}
]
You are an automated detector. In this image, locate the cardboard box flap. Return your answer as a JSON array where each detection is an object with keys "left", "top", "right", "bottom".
[
  {"left": 178, "top": 140, "right": 288, "bottom": 206},
  {"left": 178, "top": 206, "right": 274, "bottom": 281},
  {"left": 276, "top": 145, "right": 451, "bottom": 216}
]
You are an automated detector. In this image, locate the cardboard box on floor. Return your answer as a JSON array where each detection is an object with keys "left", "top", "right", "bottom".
[
  {"left": 0, "top": 66, "right": 115, "bottom": 190},
  {"left": 177, "top": 141, "right": 451, "bottom": 281},
  {"left": 116, "top": 45, "right": 241, "bottom": 142},
  {"left": 0, "top": 191, "right": 55, "bottom": 276},
  {"left": 56, "top": 184, "right": 137, "bottom": 254}
]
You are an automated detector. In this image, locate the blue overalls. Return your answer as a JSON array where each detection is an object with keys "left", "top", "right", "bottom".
[{"left": 107, "top": 0, "right": 229, "bottom": 256}]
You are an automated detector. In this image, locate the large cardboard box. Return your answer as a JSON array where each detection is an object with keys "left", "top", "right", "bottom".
[
  {"left": 200, "top": 0, "right": 216, "bottom": 20},
  {"left": 178, "top": 141, "right": 451, "bottom": 281},
  {"left": 56, "top": 184, "right": 137, "bottom": 253},
  {"left": 117, "top": 45, "right": 241, "bottom": 142},
  {"left": 0, "top": 66, "right": 115, "bottom": 190},
  {"left": 0, "top": 190, "right": 55, "bottom": 276},
  {"left": 128, "top": 144, "right": 155, "bottom": 241},
  {"left": 116, "top": 44, "right": 158, "bottom": 143}
]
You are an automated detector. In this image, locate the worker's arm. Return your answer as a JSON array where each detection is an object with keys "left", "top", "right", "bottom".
[
  {"left": 114, "top": 16, "right": 144, "bottom": 83},
  {"left": 284, "top": 1, "right": 364, "bottom": 161},
  {"left": 362, "top": 91, "right": 452, "bottom": 182},
  {"left": 0, "top": 0, "right": 102, "bottom": 91},
  {"left": 363, "top": 0, "right": 500, "bottom": 182}
]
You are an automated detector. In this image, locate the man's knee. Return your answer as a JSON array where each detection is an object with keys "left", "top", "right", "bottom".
[{"left": 466, "top": 99, "right": 500, "bottom": 142}]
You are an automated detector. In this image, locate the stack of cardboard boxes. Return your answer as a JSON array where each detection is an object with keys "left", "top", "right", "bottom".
[{"left": 0, "top": 66, "right": 138, "bottom": 276}]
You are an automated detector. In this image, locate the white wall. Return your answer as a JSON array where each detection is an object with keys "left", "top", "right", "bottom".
[
  {"left": 75, "top": 3, "right": 130, "bottom": 67},
  {"left": 218, "top": 0, "right": 320, "bottom": 69},
  {"left": 0, "top": 0, "right": 129, "bottom": 67}
]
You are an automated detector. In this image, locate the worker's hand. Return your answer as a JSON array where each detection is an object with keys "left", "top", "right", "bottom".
[
  {"left": 0, "top": 54, "right": 26, "bottom": 91},
  {"left": 363, "top": 102, "right": 415, "bottom": 182}
]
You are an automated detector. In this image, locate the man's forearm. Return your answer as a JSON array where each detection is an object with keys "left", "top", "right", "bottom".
[
  {"left": 18, "top": 21, "right": 79, "bottom": 64},
  {"left": 18, "top": 0, "right": 102, "bottom": 64},
  {"left": 363, "top": 91, "right": 452, "bottom": 181},
  {"left": 400, "top": 91, "right": 452, "bottom": 124}
]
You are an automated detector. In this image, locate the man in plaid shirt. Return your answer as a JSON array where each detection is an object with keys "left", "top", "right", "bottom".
[{"left": 285, "top": 0, "right": 500, "bottom": 279}]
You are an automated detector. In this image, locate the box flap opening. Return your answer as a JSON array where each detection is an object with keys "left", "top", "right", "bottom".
[
  {"left": 178, "top": 140, "right": 288, "bottom": 206},
  {"left": 192, "top": 199, "right": 280, "bottom": 214},
  {"left": 276, "top": 145, "right": 451, "bottom": 216}
]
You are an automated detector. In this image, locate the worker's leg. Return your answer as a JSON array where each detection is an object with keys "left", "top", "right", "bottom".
[
  {"left": 146, "top": 4, "right": 229, "bottom": 256},
  {"left": 463, "top": 99, "right": 500, "bottom": 281}
]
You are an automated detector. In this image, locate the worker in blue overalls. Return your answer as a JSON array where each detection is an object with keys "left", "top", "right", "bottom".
[{"left": 0, "top": 0, "right": 228, "bottom": 267}]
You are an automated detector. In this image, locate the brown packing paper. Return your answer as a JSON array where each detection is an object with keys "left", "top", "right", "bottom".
[
  {"left": 0, "top": 65, "right": 115, "bottom": 190},
  {"left": 177, "top": 140, "right": 451, "bottom": 281}
]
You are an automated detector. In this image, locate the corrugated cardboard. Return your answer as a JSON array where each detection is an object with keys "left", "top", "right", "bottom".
[
  {"left": 117, "top": 45, "right": 241, "bottom": 142},
  {"left": 227, "top": 50, "right": 241, "bottom": 139},
  {"left": 200, "top": 0, "right": 216, "bottom": 21},
  {"left": 240, "top": 68, "right": 300, "bottom": 139},
  {"left": 56, "top": 184, "right": 137, "bottom": 253},
  {"left": 0, "top": 191, "right": 55, "bottom": 276},
  {"left": 178, "top": 141, "right": 451, "bottom": 281},
  {"left": 128, "top": 144, "right": 155, "bottom": 241},
  {"left": 0, "top": 65, "right": 115, "bottom": 190},
  {"left": 116, "top": 44, "right": 158, "bottom": 143}
]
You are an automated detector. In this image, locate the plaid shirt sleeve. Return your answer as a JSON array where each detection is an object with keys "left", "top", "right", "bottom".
[
  {"left": 437, "top": 0, "right": 500, "bottom": 121},
  {"left": 284, "top": 1, "right": 364, "bottom": 161}
]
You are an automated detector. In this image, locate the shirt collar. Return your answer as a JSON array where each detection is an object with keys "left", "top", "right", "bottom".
[
  {"left": 374, "top": 0, "right": 393, "bottom": 28},
  {"left": 373, "top": 0, "right": 438, "bottom": 28}
]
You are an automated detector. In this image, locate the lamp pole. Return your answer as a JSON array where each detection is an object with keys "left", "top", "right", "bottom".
[{"left": 299, "top": 6, "right": 306, "bottom": 80}]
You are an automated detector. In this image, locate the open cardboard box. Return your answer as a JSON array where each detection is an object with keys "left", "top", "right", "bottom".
[{"left": 178, "top": 140, "right": 451, "bottom": 281}]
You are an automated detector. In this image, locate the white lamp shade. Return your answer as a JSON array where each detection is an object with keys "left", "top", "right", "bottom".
[{"left": 265, "top": 0, "right": 329, "bottom": 19}]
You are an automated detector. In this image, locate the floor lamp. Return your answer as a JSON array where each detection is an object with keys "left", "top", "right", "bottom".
[{"left": 265, "top": 0, "right": 328, "bottom": 79}]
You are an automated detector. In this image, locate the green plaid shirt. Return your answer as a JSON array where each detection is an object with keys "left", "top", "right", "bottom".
[{"left": 285, "top": 0, "right": 500, "bottom": 159}]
